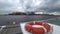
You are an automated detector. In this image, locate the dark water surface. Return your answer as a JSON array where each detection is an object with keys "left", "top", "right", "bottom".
[{"left": 0, "top": 15, "right": 60, "bottom": 26}]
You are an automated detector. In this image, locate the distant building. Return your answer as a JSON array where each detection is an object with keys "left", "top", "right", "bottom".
[
  {"left": 49, "top": 12, "right": 60, "bottom": 15},
  {"left": 25, "top": 12, "right": 35, "bottom": 15},
  {"left": 34, "top": 11, "right": 60, "bottom": 15},
  {"left": 34, "top": 11, "right": 50, "bottom": 14},
  {"left": 34, "top": 12, "right": 43, "bottom": 14}
]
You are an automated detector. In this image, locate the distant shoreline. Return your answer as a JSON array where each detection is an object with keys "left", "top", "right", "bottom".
[{"left": 0, "top": 14, "right": 60, "bottom": 17}]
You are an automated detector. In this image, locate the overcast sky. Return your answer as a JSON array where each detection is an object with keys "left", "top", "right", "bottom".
[{"left": 0, "top": 0, "right": 60, "bottom": 14}]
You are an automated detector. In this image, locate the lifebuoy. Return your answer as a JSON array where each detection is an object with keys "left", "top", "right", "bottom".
[{"left": 25, "top": 21, "right": 53, "bottom": 34}]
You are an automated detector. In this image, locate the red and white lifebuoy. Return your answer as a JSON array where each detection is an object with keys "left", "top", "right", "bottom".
[{"left": 25, "top": 21, "right": 53, "bottom": 34}]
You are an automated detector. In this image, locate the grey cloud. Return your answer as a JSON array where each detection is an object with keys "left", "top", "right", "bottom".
[
  {"left": 39, "top": 0, "right": 60, "bottom": 12},
  {"left": 0, "top": 0, "right": 60, "bottom": 14},
  {"left": 21, "top": 0, "right": 60, "bottom": 12}
]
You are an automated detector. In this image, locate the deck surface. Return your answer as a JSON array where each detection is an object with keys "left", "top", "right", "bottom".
[{"left": 0, "top": 24, "right": 22, "bottom": 34}]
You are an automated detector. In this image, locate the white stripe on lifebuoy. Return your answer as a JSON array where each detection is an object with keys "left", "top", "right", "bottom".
[
  {"left": 25, "top": 21, "right": 53, "bottom": 34},
  {"left": 34, "top": 21, "right": 48, "bottom": 33},
  {"left": 32, "top": 25, "right": 47, "bottom": 34},
  {"left": 33, "top": 21, "right": 35, "bottom": 25},
  {"left": 42, "top": 26, "right": 47, "bottom": 34}
]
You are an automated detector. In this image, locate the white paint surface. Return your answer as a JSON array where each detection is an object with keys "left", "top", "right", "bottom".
[{"left": 20, "top": 23, "right": 60, "bottom": 34}]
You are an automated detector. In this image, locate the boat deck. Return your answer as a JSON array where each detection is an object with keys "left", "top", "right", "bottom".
[{"left": 0, "top": 24, "right": 22, "bottom": 34}]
